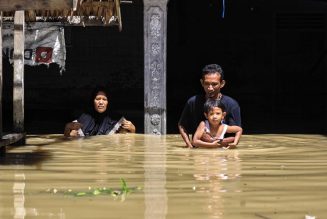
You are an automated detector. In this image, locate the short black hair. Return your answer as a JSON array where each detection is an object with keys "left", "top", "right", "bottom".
[
  {"left": 202, "top": 64, "right": 224, "bottom": 80},
  {"left": 203, "top": 99, "right": 226, "bottom": 114}
]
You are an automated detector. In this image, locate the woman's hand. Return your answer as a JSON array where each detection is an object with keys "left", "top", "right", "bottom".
[
  {"left": 64, "top": 122, "right": 83, "bottom": 137},
  {"left": 119, "top": 119, "right": 136, "bottom": 133}
]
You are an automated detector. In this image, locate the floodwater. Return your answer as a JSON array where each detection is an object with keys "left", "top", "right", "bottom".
[{"left": 1, "top": 134, "right": 327, "bottom": 219}]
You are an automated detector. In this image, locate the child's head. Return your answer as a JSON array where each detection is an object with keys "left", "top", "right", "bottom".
[
  {"left": 203, "top": 99, "right": 226, "bottom": 123},
  {"left": 204, "top": 99, "right": 226, "bottom": 114}
]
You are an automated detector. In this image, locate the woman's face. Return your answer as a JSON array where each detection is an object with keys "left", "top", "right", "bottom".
[{"left": 94, "top": 91, "right": 108, "bottom": 113}]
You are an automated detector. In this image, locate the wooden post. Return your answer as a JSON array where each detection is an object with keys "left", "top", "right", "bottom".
[
  {"left": 115, "top": 0, "right": 123, "bottom": 31},
  {"left": 143, "top": 0, "right": 168, "bottom": 135},
  {"left": 0, "top": 12, "right": 3, "bottom": 155},
  {"left": 13, "top": 10, "right": 25, "bottom": 144}
]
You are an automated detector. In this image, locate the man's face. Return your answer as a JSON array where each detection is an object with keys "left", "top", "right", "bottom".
[
  {"left": 200, "top": 73, "right": 225, "bottom": 98},
  {"left": 94, "top": 91, "right": 108, "bottom": 113}
]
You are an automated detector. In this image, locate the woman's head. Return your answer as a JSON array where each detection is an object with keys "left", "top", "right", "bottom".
[{"left": 91, "top": 86, "right": 109, "bottom": 113}]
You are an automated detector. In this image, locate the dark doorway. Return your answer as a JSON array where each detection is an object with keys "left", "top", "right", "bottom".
[
  {"left": 167, "top": 0, "right": 327, "bottom": 134},
  {"left": 2, "top": 1, "right": 144, "bottom": 134}
]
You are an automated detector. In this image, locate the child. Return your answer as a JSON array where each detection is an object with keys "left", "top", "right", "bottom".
[{"left": 192, "top": 99, "right": 242, "bottom": 149}]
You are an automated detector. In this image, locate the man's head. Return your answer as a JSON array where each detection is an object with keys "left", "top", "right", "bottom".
[
  {"left": 201, "top": 64, "right": 224, "bottom": 80},
  {"left": 200, "top": 64, "right": 225, "bottom": 99}
]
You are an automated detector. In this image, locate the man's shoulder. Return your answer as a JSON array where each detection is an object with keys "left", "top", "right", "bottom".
[
  {"left": 186, "top": 94, "right": 205, "bottom": 103},
  {"left": 221, "top": 95, "right": 240, "bottom": 107}
]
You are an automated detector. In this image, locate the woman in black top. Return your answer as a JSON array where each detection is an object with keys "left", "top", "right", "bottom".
[{"left": 64, "top": 86, "right": 135, "bottom": 137}]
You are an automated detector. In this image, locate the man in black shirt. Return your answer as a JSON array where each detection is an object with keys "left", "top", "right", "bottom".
[{"left": 178, "top": 64, "right": 241, "bottom": 148}]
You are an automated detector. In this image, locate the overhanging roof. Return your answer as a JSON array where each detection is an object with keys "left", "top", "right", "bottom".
[{"left": 0, "top": 0, "right": 124, "bottom": 30}]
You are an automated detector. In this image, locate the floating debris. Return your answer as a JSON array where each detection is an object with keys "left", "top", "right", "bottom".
[{"left": 45, "top": 178, "right": 142, "bottom": 201}]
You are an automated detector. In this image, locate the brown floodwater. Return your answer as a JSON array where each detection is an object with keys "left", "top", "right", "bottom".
[{"left": 0, "top": 134, "right": 326, "bottom": 219}]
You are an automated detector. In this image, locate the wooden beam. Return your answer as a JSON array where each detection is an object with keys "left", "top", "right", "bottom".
[
  {"left": 13, "top": 11, "right": 25, "bottom": 143},
  {"left": 0, "top": 0, "right": 73, "bottom": 12},
  {"left": 1, "top": 133, "right": 24, "bottom": 147},
  {"left": 1, "top": 133, "right": 25, "bottom": 155}
]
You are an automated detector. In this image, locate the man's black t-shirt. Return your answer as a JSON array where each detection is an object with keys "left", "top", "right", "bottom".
[{"left": 178, "top": 94, "right": 241, "bottom": 135}]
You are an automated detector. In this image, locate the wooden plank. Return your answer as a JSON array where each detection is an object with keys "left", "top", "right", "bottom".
[
  {"left": 0, "top": 0, "right": 73, "bottom": 12},
  {"left": 13, "top": 11, "right": 25, "bottom": 138},
  {"left": 0, "top": 12, "right": 3, "bottom": 139}
]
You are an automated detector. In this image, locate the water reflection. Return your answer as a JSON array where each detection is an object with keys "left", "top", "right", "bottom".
[
  {"left": 0, "top": 149, "right": 51, "bottom": 166},
  {"left": 93, "top": 134, "right": 137, "bottom": 184},
  {"left": 192, "top": 149, "right": 241, "bottom": 219},
  {"left": 144, "top": 135, "right": 167, "bottom": 219},
  {"left": 13, "top": 173, "right": 26, "bottom": 219}
]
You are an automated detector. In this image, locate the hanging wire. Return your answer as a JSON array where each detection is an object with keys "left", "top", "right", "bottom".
[{"left": 221, "top": 0, "right": 225, "bottom": 18}]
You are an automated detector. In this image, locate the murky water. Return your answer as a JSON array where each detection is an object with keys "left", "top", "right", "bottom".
[{"left": 1, "top": 134, "right": 327, "bottom": 219}]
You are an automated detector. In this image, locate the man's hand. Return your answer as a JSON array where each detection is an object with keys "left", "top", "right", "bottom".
[
  {"left": 224, "top": 143, "right": 237, "bottom": 149},
  {"left": 222, "top": 138, "right": 237, "bottom": 149}
]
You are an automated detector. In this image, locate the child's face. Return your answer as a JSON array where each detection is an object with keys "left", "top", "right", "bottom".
[{"left": 205, "top": 107, "right": 225, "bottom": 125}]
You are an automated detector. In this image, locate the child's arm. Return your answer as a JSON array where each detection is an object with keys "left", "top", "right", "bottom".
[
  {"left": 192, "top": 122, "right": 221, "bottom": 148},
  {"left": 226, "top": 126, "right": 243, "bottom": 146}
]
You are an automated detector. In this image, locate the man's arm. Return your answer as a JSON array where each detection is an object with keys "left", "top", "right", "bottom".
[
  {"left": 178, "top": 124, "right": 194, "bottom": 148},
  {"left": 227, "top": 126, "right": 243, "bottom": 146}
]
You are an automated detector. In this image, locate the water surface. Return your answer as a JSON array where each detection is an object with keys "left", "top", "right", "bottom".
[{"left": 1, "top": 134, "right": 326, "bottom": 219}]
